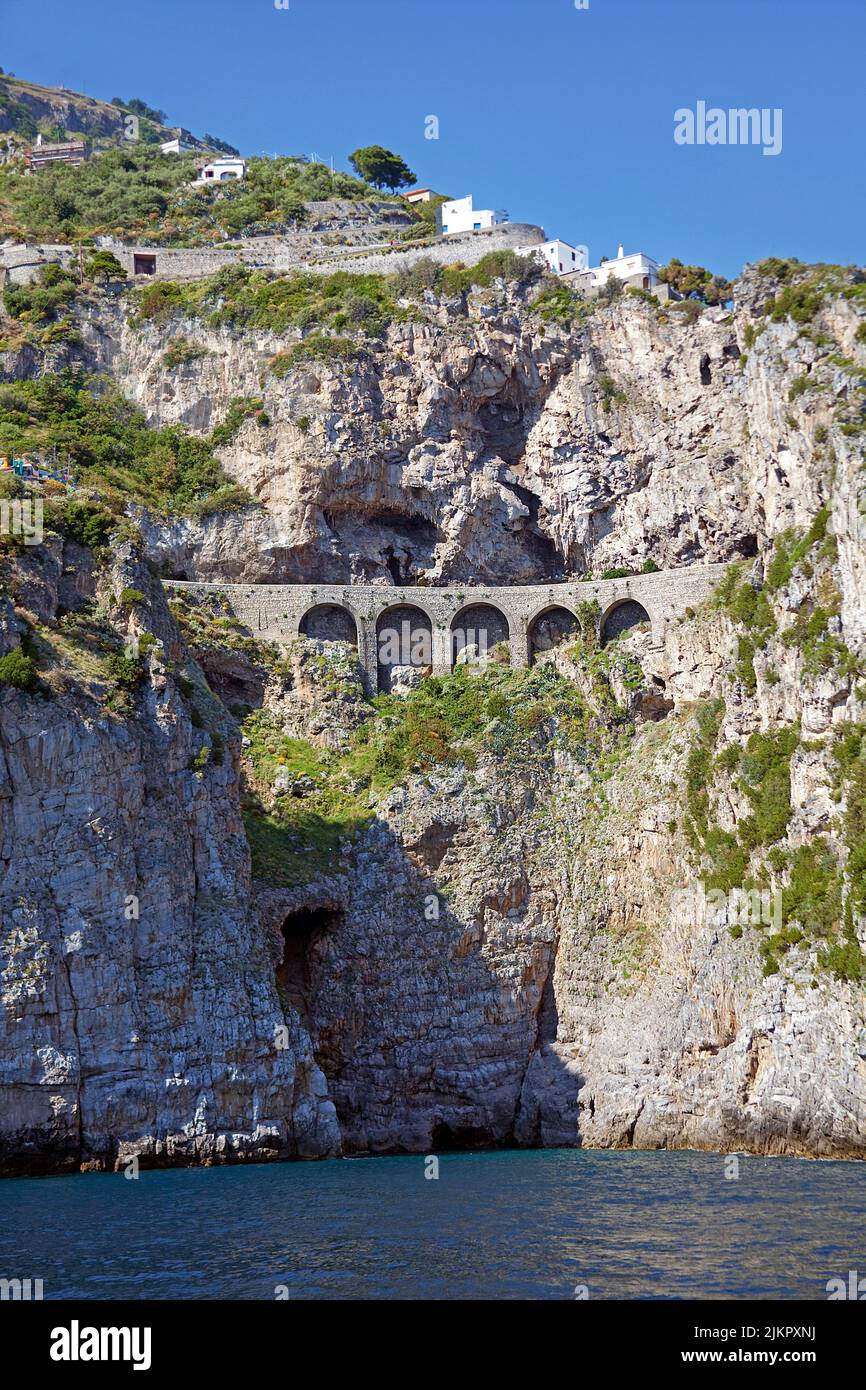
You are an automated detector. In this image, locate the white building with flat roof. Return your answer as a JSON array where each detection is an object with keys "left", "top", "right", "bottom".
[
  {"left": 161, "top": 129, "right": 198, "bottom": 155},
  {"left": 192, "top": 156, "right": 247, "bottom": 185},
  {"left": 587, "top": 245, "right": 660, "bottom": 290},
  {"left": 516, "top": 239, "right": 588, "bottom": 276},
  {"left": 438, "top": 195, "right": 508, "bottom": 235}
]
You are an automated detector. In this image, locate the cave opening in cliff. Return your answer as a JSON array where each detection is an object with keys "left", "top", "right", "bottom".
[
  {"left": 503, "top": 481, "right": 565, "bottom": 582},
  {"left": 276, "top": 906, "right": 342, "bottom": 1019}
]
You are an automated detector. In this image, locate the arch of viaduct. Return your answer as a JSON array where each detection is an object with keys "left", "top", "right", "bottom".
[{"left": 164, "top": 563, "right": 728, "bottom": 696}]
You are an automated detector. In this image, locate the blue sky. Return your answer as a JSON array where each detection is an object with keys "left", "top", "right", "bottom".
[{"left": 2, "top": 0, "right": 864, "bottom": 278}]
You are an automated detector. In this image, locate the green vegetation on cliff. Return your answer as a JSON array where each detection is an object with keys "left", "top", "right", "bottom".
[
  {"left": 0, "top": 370, "right": 251, "bottom": 517},
  {"left": 129, "top": 250, "right": 543, "bottom": 344},
  {"left": 241, "top": 655, "right": 634, "bottom": 886},
  {"left": 0, "top": 145, "right": 391, "bottom": 245}
]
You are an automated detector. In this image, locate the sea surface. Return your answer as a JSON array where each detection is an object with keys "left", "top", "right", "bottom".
[{"left": 1, "top": 1148, "right": 864, "bottom": 1300}]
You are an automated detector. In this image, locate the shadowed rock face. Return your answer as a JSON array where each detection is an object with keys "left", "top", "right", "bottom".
[{"left": 0, "top": 548, "right": 340, "bottom": 1175}]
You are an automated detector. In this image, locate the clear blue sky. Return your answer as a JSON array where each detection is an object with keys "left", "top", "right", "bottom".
[{"left": 2, "top": 0, "right": 864, "bottom": 278}]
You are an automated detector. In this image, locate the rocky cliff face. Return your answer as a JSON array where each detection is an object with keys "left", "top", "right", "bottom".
[
  {"left": 58, "top": 263, "right": 857, "bottom": 589},
  {"left": 0, "top": 543, "right": 338, "bottom": 1173},
  {"left": 1, "top": 257, "right": 865, "bottom": 1170}
]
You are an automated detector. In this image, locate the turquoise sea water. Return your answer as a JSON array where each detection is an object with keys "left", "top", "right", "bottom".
[{"left": 1, "top": 1148, "right": 864, "bottom": 1300}]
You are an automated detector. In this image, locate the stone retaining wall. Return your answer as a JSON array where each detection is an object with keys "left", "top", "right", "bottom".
[{"left": 1, "top": 222, "right": 545, "bottom": 288}]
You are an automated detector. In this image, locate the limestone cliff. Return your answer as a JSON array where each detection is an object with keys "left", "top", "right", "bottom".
[
  {"left": 0, "top": 541, "right": 338, "bottom": 1173},
  {"left": 1, "top": 256, "right": 865, "bottom": 1169},
  {"left": 52, "top": 261, "right": 856, "bottom": 588}
]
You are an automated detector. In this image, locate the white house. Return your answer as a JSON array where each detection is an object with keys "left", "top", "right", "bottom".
[
  {"left": 586, "top": 245, "right": 660, "bottom": 290},
  {"left": 437, "top": 195, "right": 508, "bottom": 236},
  {"left": 161, "top": 129, "right": 197, "bottom": 155},
  {"left": 516, "top": 239, "right": 588, "bottom": 276},
  {"left": 192, "top": 156, "right": 247, "bottom": 185}
]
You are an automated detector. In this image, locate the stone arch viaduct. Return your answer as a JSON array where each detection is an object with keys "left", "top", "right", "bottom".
[{"left": 165, "top": 563, "right": 728, "bottom": 695}]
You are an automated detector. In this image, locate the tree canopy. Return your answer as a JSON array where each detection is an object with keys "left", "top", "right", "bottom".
[{"left": 348, "top": 145, "right": 416, "bottom": 192}]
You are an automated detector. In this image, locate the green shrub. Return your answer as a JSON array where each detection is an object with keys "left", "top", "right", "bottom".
[
  {"left": 119, "top": 587, "right": 146, "bottom": 610},
  {"left": 0, "top": 648, "right": 38, "bottom": 691},
  {"left": 737, "top": 727, "right": 799, "bottom": 848},
  {"left": 56, "top": 499, "right": 116, "bottom": 552},
  {"left": 439, "top": 250, "right": 542, "bottom": 297},
  {"left": 531, "top": 280, "right": 582, "bottom": 326},
  {"left": 766, "top": 282, "right": 824, "bottom": 325},
  {"left": 161, "top": 338, "right": 207, "bottom": 370},
  {"left": 667, "top": 298, "right": 703, "bottom": 324},
  {"left": 268, "top": 336, "right": 359, "bottom": 374},
  {"left": 598, "top": 375, "right": 626, "bottom": 412},
  {"left": 188, "top": 266, "right": 399, "bottom": 337},
  {"left": 788, "top": 374, "right": 812, "bottom": 401},
  {"left": 3, "top": 263, "right": 77, "bottom": 328},
  {"left": 819, "top": 935, "right": 865, "bottom": 982},
  {"left": 105, "top": 651, "right": 144, "bottom": 688}
]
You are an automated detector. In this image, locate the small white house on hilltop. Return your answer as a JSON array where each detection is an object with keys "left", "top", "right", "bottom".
[
  {"left": 587, "top": 246, "right": 659, "bottom": 290},
  {"left": 438, "top": 195, "right": 508, "bottom": 235},
  {"left": 192, "top": 156, "right": 247, "bottom": 185},
  {"left": 516, "top": 239, "right": 588, "bottom": 276}
]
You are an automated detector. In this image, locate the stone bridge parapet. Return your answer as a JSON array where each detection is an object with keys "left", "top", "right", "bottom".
[{"left": 164, "top": 563, "right": 729, "bottom": 695}]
